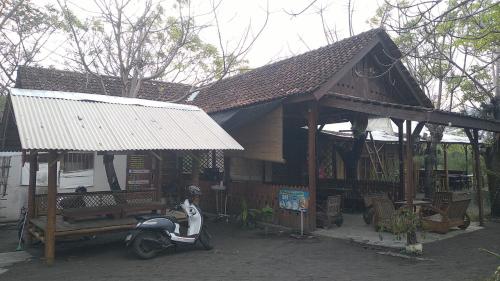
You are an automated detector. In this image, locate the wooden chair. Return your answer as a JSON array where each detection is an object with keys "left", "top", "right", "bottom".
[
  {"left": 372, "top": 197, "right": 397, "bottom": 232},
  {"left": 432, "top": 191, "right": 453, "bottom": 210},
  {"left": 421, "top": 199, "right": 471, "bottom": 234},
  {"left": 363, "top": 193, "right": 390, "bottom": 224},
  {"left": 317, "top": 195, "right": 343, "bottom": 229}
]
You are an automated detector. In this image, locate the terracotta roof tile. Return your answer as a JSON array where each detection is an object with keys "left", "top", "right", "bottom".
[
  {"left": 182, "top": 28, "right": 384, "bottom": 112},
  {"left": 15, "top": 67, "right": 191, "bottom": 102}
]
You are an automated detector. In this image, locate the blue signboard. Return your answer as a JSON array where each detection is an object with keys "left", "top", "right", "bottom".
[{"left": 279, "top": 189, "right": 309, "bottom": 212}]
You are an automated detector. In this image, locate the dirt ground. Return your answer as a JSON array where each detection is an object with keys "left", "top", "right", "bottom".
[{"left": 1, "top": 221, "right": 499, "bottom": 281}]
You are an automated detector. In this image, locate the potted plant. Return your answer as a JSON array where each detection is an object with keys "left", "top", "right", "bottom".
[
  {"left": 391, "top": 207, "right": 423, "bottom": 255},
  {"left": 239, "top": 200, "right": 274, "bottom": 234}
]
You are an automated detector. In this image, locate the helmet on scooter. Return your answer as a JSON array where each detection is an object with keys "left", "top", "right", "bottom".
[{"left": 187, "top": 185, "right": 202, "bottom": 197}]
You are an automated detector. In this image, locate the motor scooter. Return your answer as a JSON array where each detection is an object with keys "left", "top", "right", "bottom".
[{"left": 125, "top": 187, "right": 212, "bottom": 259}]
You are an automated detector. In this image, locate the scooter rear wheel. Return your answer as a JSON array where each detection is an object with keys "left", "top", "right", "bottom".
[
  {"left": 132, "top": 232, "right": 161, "bottom": 259},
  {"left": 199, "top": 229, "right": 213, "bottom": 250}
]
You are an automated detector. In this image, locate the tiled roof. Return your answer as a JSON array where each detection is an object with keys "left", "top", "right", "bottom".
[
  {"left": 192, "top": 28, "right": 387, "bottom": 112},
  {"left": 15, "top": 28, "right": 431, "bottom": 113},
  {"left": 15, "top": 66, "right": 191, "bottom": 102}
]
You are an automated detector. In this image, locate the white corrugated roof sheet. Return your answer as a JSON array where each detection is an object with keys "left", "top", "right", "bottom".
[{"left": 8, "top": 88, "right": 243, "bottom": 151}]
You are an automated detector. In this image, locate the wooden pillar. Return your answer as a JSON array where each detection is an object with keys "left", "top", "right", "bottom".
[
  {"left": 405, "top": 120, "right": 414, "bottom": 208},
  {"left": 472, "top": 130, "right": 484, "bottom": 226},
  {"left": 464, "top": 144, "right": 468, "bottom": 175},
  {"left": 211, "top": 150, "right": 217, "bottom": 169},
  {"left": 25, "top": 150, "right": 38, "bottom": 245},
  {"left": 396, "top": 120, "right": 405, "bottom": 200},
  {"left": 307, "top": 102, "right": 318, "bottom": 230},
  {"left": 45, "top": 150, "right": 58, "bottom": 265},
  {"left": 191, "top": 151, "right": 200, "bottom": 186},
  {"left": 156, "top": 152, "right": 163, "bottom": 202},
  {"left": 443, "top": 144, "right": 449, "bottom": 191}
]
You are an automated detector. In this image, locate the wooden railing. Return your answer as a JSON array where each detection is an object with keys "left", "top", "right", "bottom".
[
  {"left": 34, "top": 189, "right": 159, "bottom": 217},
  {"left": 318, "top": 179, "right": 403, "bottom": 202}
]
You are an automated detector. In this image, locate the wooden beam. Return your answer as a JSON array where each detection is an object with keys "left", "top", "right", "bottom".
[
  {"left": 322, "top": 96, "right": 500, "bottom": 132},
  {"left": 25, "top": 150, "right": 37, "bottom": 245},
  {"left": 308, "top": 102, "right": 318, "bottom": 230},
  {"left": 411, "top": 122, "right": 426, "bottom": 143},
  {"left": 405, "top": 120, "right": 414, "bottom": 208},
  {"left": 45, "top": 150, "right": 58, "bottom": 265}
]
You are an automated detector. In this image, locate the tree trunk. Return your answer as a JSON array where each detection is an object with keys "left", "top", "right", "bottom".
[
  {"left": 423, "top": 124, "right": 444, "bottom": 197},
  {"left": 103, "top": 153, "right": 122, "bottom": 191},
  {"left": 337, "top": 133, "right": 367, "bottom": 181},
  {"left": 485, "top": 49, "right": 500, "bottom": 216},
  {"left": 423, "top": 141, "right": 433, "bottom": 198}
]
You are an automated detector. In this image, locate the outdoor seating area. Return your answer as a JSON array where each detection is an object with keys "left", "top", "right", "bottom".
[
  {"left": 314, "top": 190, "right": 478, "bottom": 250},
  {"left": 421, "top": 199, "right": 471, "bottom": 234},
  {"left": 314, "top": 213, "right": 483, "bottom": 250}
]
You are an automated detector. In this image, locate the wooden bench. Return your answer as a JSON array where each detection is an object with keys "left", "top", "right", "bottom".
[
  {"left": 421, "top": 199, "right": 471, "bottom": 234},
  {"left": 62, "top": 206, "right": 122, "bottom": 222},
  {"left": 120, "top": 202, "right": 166, "bottom": 217}
]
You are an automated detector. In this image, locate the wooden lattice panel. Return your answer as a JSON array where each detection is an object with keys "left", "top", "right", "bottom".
[{"left": 34, "top": 189, "right": 158, "bottom": 216}]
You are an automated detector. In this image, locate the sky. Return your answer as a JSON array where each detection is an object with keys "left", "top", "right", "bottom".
[
  {"left": 196, "top": 0, "right": 382, "bottom": 67},
  {"left": 41, "top": 0, "right": 382, "bottom": 70}
]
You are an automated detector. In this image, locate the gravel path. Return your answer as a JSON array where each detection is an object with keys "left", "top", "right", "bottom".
[{"left": 1, "top": 221, "right": 499, "bottom": 281}]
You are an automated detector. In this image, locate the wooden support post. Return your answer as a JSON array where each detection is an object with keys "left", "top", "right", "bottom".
[
  {"left": 156, "top": 152, "right": 163, "bottom": 202},
  {"left": 396, "top": 120, "right": 405, "bottom": 200},
  {"left": 191, "top": 151, "right": 200, "bottom": 186},
  {"left": 405, "top": 120, "right": 414, "bottom": 208},
  {"left": 307, "top": 102, "right": 318, "bottom": 231},
  {"left": 464, "top": 144, "right": 468, "bottom": 175},
  {"left": 25, "top": 150, "right": 38, "bottom": 245},
  {"left": 45, "top": 150, "right": 58, "bottom": 265},
  {"left": 465, "top": 129, "right": 484, "bottom": 226},
  {"left": 472, "top": 130, "right": 484, "bottom": 226},
  {"left": 211, "top": 150, "right": 217, "bottom": 170},
  {"left": 443, "top": 144, "right": 449, "bottom": 191}
]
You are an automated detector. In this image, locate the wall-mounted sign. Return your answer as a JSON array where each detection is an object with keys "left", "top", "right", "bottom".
[{"left": 279, "top": 189, "right": 309, "bottom": 212}]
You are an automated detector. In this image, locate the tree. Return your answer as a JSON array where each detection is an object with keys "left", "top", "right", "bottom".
[
  {"left": 371, "top": 0, "right": 499, "bottom": 200},
  {"left": 0, "top": 0, "right": 59, "bottom": 94},
  {"left": 57, "top": 0, "right": 269, "bottom": 190}
]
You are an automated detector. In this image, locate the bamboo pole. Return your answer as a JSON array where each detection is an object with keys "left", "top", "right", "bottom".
[
  {"left": 307, "top": 102, "right": 318, "bottom": 231},
  {"left": 45, "top": 151, "right": 58, "bottom": 265}
]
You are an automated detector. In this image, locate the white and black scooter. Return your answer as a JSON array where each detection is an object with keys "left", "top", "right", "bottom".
[{"left": 125, "top": 186, "right": 212, "bottom": 259}]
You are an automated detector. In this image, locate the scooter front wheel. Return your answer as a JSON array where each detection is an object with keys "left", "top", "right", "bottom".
[
  {"left": 132, "top": 232, "right": 161, "bottom": 259},
  {"left": 199, "top": 229, "right": 213, "bottom": 250}
]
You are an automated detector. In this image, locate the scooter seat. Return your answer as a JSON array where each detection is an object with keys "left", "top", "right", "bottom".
[{"left": 135, "top": 214, "right": 178, "bottom": 222}]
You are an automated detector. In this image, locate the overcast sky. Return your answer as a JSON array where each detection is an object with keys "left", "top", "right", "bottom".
[
  {"left": 198, "top": 0, "right": 381, "bottom": 67},
  {"left": 43, "top": 0, "right": 382, "bottom": 69}
]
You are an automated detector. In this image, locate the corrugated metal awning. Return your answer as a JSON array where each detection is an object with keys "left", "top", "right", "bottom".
[{"left": 2, "top": 89, "right": 243, "bottom": 151}]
